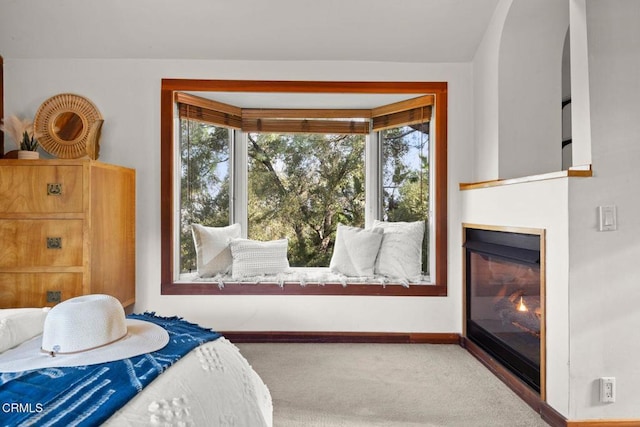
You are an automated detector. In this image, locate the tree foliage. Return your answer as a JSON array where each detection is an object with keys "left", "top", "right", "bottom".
[
  {"left": 247, "top": 132, "right": 365, "bottom": 267},
  {"left": 382, "top": 124, "right": 429, "bottom": 219},
  {"left": 179, "top": 120, "right": 430, "bottom": 273}
]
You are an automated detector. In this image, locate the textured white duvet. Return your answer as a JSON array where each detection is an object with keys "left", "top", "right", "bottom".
[{"left": 103, "top": 337, "right": 272, "bottom": 427}]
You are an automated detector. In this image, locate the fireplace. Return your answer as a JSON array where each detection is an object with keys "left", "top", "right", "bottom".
[{"left": 464, "top": 225, "right": 545, "bottom": 394}]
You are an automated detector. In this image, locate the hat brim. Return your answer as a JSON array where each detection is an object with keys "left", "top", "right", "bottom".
[{"left": 0, "top": 319, "right": 169, "bottom": 373}]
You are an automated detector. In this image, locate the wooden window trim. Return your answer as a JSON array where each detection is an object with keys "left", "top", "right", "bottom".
[{"left": 161, "top": 79, "right": 448, "bottom": 297}]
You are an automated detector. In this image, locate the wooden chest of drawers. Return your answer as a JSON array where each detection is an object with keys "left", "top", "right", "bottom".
[{"left": 0, "top": 159, "right": 135, "bottom": 308}]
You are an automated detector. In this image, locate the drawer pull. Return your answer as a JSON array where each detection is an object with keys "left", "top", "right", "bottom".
[
  {"left": 46, "top": 237, "right": 62, "bottom": 249},
  {"left": 47, "top": 183, "right": 63, "bottom": 196}
]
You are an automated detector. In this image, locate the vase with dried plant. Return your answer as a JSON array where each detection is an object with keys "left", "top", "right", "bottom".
[{"left": 0, "top": 115, "right": 40, "bottom": 159}]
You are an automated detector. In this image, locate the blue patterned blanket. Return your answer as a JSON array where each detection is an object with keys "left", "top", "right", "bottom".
[{"left": 0, "top": 313, "right": 221, "bottom": 427}]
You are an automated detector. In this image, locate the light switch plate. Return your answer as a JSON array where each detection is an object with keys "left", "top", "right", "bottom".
[{"left": 598, "top": 205, "right": 617, "bottom": 231}]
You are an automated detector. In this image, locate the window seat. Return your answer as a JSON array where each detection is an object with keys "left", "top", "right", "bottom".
[
  {"left": 167, "top": 267, "right": 445, "bottom": 297},
  {"left": 179, "top": 267, "right": 431, "bottom": 288}
]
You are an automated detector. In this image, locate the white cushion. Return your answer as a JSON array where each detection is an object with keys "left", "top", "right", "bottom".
[
  {"left": 229, "top": 238, "right": 290, "bottom": 279},
  {"left": 373, "top": 220, "right": 425, "bottom": 280},
  {"left": 0, "top": 308, "right": 49, "bottom": 353},
  {"left": 329, "top": 224, "right": 383, "bottom": 277},
  {"left": 191, "top": 223, "right": 241, "bottom": 277}
]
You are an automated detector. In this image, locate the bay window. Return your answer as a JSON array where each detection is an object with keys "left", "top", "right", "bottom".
[{"left": 162, "top": 80, "right": 447, "bottom": 296}]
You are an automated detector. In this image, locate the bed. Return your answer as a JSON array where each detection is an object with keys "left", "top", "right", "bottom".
[
  {"left": 104, "top": 336, "right": 272, "bottom": 426},
  {"left": 0, "top": 307, "right": 272, "bottom": 427}
]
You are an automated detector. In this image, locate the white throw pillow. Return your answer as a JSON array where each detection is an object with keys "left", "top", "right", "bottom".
[
  {"left": 329, "top": 224, "right": 383, "bottom": 277},
  {"left": 373, "top": 220, "right": 425, "bottom": 281},
  {"left": 0, "top": 308, "right": 49, "bottom": 353},
  {"left": 229, "top": 238, "right": 290, "bottom": 279},
  {"left": 191, "top": 223, "right": 242, "bottom": 277}
]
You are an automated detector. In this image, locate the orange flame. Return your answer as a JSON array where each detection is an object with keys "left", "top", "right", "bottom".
[{"left": 516, "top": 296, "right": 528, "bottom": 312}]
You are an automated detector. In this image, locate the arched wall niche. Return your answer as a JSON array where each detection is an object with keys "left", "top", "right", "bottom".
[{"left": 498, "top": 0, "right": 569, "bottom": 179}]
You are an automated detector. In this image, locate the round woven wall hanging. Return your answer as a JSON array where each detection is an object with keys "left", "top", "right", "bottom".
[{"left": 34, "top": 93, "right": 103, "bottom": 159}]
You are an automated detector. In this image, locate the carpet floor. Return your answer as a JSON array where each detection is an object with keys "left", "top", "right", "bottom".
[{"left": 237, "top": 343, "right": 549, "bottom": 427}]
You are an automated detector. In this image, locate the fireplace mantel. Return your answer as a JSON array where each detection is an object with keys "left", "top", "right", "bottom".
[{"left": 459, "top": 165, "right": 592, "bottom": 191}]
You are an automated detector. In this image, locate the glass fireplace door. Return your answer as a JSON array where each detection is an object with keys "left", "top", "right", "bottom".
[{"left": 465, "top": 240, "right": 542, "bottom": 392}]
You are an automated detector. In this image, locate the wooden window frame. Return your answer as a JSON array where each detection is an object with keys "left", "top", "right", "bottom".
[{"left": 161, "top": 79, "right": 448, "bottom": 297}]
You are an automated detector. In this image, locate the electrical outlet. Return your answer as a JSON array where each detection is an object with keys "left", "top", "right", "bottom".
[
  {"left": 46, "top": 291, "right": 61, "bottom": 303},
  {"left": 600, "top": 377, "right": 616, "bottom": 403}
]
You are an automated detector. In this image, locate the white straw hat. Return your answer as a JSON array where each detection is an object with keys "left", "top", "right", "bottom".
[{"left": 0, "top": 294, "right": 169, "bottom": 373}]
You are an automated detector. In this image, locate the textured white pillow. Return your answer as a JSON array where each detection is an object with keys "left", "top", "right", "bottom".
[
  {"left": 373, "top": 220, "right": 425, "bottom": 280},
  {"left": 229, "top": 238, "right": 290, "bottom": 279},
  {"left": 0, "top": 308, "right": 49, "bottom": 353},
  {"left": 329, "top": 224, "right": 383, "bottom": 277},
  {"left": 191, "top": 223, "right": 241, "bottom": 277}
]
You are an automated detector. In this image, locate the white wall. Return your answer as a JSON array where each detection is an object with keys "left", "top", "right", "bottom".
[
  {"left": 469, "top": 0, "right": 640, "bottom": 420},
  {"left": 565, "top": 0, "right": 640, "bottom": 420},
  {"left": 569, "top": 0, "right": 593, "bottom": 167},
  {"left": 3, "top": 58, "right": 474, "bottom": 334},
  {"left": 562, "top": 29, "right": 573, "bottom": 170}
]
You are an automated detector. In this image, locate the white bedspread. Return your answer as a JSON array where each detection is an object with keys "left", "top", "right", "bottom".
[{"left": 103, "top": 337, "right": 272, "bottom": 427}]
